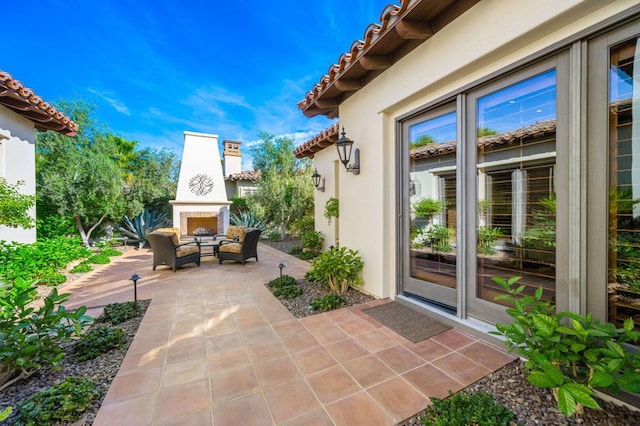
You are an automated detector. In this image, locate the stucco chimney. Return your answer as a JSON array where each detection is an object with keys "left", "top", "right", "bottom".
[{"left": 223, "top": 140, "right": 242, "bottom": 177}]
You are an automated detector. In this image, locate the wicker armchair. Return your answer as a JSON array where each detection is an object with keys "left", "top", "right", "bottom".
[
  {"left": 218, "top": 228, "right": 262, "bottom": 265},
  {"left": 147, "top": 231, "right": 201, "bottom": 272}
]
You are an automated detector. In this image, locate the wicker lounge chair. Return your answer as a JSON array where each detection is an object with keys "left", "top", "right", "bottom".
[
  {"left": 147, "top": 229, "right": 201, "bottom": 272},
  {"left": 218, "top": 228, "right": 262, "bottom": 265}
]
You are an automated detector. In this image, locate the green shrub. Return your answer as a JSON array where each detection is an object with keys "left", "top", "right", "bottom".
[
  {"left": 99, "top": 247, "right": 123, "bottom": 257},
  {"left": 477, "top": 226, "right": 502, "bottom": 255},
  {"left": 490, "top": 276, "right": 640, "bottom": 416},
  {"left": 88, "top": 253, "right": 111, "bottom": 265},
  {"left": 268, "top": 230, "right": 281, "bottom": 241},
  {"left": 298, "top": 250, "right": 320, "bottom": 261},
  {"left": 16, "top": 377, "right": 100, "bottom": 424},
  {"left": 421, "top": 392, "right": 515, "bottom": 426},
  {"left": 0, "top": 283, "right": 92, "bottom": 391},
  {"left": 230, "top": 211, "right": 267, "bottom": 229},
  {"left": 273, "top": 285, "right": 302, "bottom": 299},
  {"left": 70, "top": 262, "right": 93, "bottom": 274},
  {"left": 412, "top": 198, "right": 444, "bottom": 220},
  {"left": 301, "top": 230, "right": 323, "bottom": 252},
  {"left": 307, "top": 247, "right": 364, "bottom": 294},
  {"left": 289, "top": 246, "right": 303, "bottom": 255},
  {"left": 116, "top": 209, "right": 170, "bottom": 248},
  {"left": 291, "top": 215, "right": 315, "bottom": 235},
  {"left": 0, "top": 406, "right": 12, "bottom": 421},
  {"left": 100, "top": 301, "right": 142, "bottom": 325},
  {"left": 73, "top": 326, "right": 127, "bottom": 361},
  {"left": 424, "top": 224, "right": 453, "bottom": 253},
  {"left": 311, "top": 294, "right": 347, "bottom": 312},
  {"left": 267, "top": 275, "right": 298, "bottom": 289},
  {"left": 229, "top": 195, "right": 249, "bottom": 215},
  {"left": 38, "top": 270, "right": 67, "bottom": 286}
]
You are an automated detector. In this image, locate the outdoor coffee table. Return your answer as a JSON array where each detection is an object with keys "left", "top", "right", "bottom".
[{"left": 193, "top": 235, "right": 223, "bottom": 257}]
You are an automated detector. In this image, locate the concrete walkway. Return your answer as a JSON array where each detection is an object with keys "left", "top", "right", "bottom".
[{"left": 61, "top": 243, "right": 514, "bottom": 425}]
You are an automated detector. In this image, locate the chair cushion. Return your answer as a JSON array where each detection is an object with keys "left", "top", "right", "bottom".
[
  {"left": 154, "top": 228, "right": 180, "bottom": 245},
  {"left": 219, "top": 242, "right": 242, "bottom": 254},
  {"left": 176, "top": 245, "right": 200, "bottom": 258},
  {"left": 225, "top": 226, "right": 246, "bottom": 242}
]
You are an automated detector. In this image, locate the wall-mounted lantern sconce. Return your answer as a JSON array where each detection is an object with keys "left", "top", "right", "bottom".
[
  {"left": 312, "top": 169, "right": 325, "bottom": 192},
  {"left": 336, "top": 127, "right": 360, "bottom": 175}
]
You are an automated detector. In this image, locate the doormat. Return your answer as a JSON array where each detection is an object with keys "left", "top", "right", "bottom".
[{"left": 363, "top": 302, "right": 451, "bottom": 343}]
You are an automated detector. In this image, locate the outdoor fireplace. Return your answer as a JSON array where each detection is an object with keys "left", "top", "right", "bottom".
[{"left": 170, "top": 132, "right": 232, "bottom": 237}]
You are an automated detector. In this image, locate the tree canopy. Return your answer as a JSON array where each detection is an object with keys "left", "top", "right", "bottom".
[
  {"left": 0, "top": 179, "right": 35, "bottom": 229},
  {"left": 36, "top": 99, "right": 178, "bottom": 245}
]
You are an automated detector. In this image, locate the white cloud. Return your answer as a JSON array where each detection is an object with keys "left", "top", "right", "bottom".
[{"left": 87, "top": 88, "right": 131, "bottom": 115}]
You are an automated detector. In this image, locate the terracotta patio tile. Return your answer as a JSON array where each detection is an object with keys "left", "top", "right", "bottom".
[
  {"left": 162, "top": 358, "right": 207, "bottom": 388},
  {"left": 263, "top": 378, "right": 321, "bottom": 423},
  {"left": 210, "top": 365, "right": 259, "bottom": 402},
  {"left": 292, "top": 346, "right": 337, "bottom": 375},
  {"left": 367, "top": 376, "right": 430, "bottom": 423},
  {"left": 343, "top": 354, "right": 396, "bottom": 389},
  {"left": 242, "top": 325, "right": 279, "bottom": 344},
  {"left": 247, "top": 340, "right": 289, "bottom": 364},
  {"left": 128, "top": 335, "right": 169, "bottom": 355},
  {"left": 234, "top": 305, "right": 263, "bottom": 319},
  {"left": 166, "top": 337, "right": 206, "bottom": 363},
  {"left": 402, "top": 364, "right": 464, "bottom": 399},
  {"left": 155, "top": 379, "right": 211, "bottom": 424},
  {"left": 157, "top": 409, "right": 213, "bottom": 426},
  {"left": 207, "top": 346, "right": 251, "bottom": 371},
  {"left": 271, "top": 319, "right": 306, "bottom": 337},
  {"left": 353, "top": 329, "right": 397, "bottom": 353},
  {"left": 403, "top": 338, "right": 452, "bottom": 362},
  {"left": 279, "top": 408, "right": 334, "bottom": 426},
  {"left": 309, "top": 324, "right": 348, "bottom": 345},
  {"left": 337, "top": 317, "right": 376, "bottom": 335},
  {"left": 431, "top": 352, "right": 492, "bottom": 386},
  {"left": 280, "top": 330, "right": 320, "bottom": 354},
  {"left": 254, "top": 357, "right": 300, "bottom": 387},
  {"left": 306, "top": 365, "right": 361, "bottom": 404},
  {"left": 431, "top": 329, "right": 476, "bottom": 350},
  {"left": 324, "top": 338, "right": 369, "bottom": 363},
  {"left": 324, "top": 307, "right": 360, "bottom": 323},
  {"left": 118, "top": 347, "right": 167, "bottom": 375},
  {"left": 213, "top": 393, "right": 272, "bottom": 426},
  {"left": 299, "top": 313, "right": 332, "bottom": 330},
  {"left": 203, "top": 316, "right": 238, "bottom": 337},
  {"left": 325, "top": 391, "right": 394, "bottom": 426},
  {"left": 457, "top": 341, "right": 515, "bottom": 370},
  {"left": 102, "top": 367, "right": 161, "bottom": 403},
  {"left": 237, "top": 313, "right": 270, "bottom": 330},
  {"left": 206, "top": 331, "right": 244, "bottom": 353},
  {"left": 93, "top": 392, "right": 156, "bottom": 426},
  {"left": 375, "top": 344, "right": 427, "bottom": 374}
]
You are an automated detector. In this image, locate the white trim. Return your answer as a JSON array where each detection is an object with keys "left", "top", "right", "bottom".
[{"left": 477, "top": 151, "right": 556, "bottom": 169}]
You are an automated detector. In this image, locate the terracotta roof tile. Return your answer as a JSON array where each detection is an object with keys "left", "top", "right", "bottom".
[
  {"left": 226, "top": 171, "right": 260, "bottom": 182},
  {"left": 297, "top": 0, "right": 479, "bottom": 118},
  {"left": 0, "top": 70, "right": 77, "bottom": 136},
  {"left": 293, "top": 123, "right": 340, "bottom": 159}
]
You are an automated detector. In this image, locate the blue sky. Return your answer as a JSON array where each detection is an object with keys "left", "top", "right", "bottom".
[{"left": 5, "top": 0, "right": 391, "bottom": 167}]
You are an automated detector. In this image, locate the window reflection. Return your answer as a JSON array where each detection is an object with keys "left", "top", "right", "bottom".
[
  {"left": 409, "top": 110, "right": 457, "bottom": 289},
  {"left": 476, "top": 70, "right": 557, "bottom": 303}
]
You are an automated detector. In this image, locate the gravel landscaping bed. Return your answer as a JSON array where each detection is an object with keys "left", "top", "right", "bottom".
[{"left": 0, "top": 300, "right": 150, "bottom": 425}]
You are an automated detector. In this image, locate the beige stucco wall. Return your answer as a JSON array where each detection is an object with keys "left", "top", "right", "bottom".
[
  {"left": 328, "top": 0, "right": 638, "bottom": 299},
  {"left": 0, "top": 107, "right": 36, "bottom": 244}
]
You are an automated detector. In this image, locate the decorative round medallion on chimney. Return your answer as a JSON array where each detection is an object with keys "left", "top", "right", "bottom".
[{"left": 189, "top": 174, "right": 214, "bottom": 196}]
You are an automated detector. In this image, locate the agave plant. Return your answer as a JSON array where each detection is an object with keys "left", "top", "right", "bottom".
[
  {"left": 116, "top": 209, "right": 170, "bottom": 248},
  {"left": 230, "top": 211, "right": 267, "bottom": 230}
]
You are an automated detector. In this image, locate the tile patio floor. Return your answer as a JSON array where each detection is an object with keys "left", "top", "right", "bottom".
[{"left": 61, "top": 243, "right": 515, "bottom": 426}]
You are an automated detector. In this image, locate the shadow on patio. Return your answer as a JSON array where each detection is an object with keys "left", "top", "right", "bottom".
[{"left": 61, "top": 242, "right": 514, "bottom": 425}]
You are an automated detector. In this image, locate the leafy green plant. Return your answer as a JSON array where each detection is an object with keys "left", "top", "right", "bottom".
[
  {"left": 73, "top": 325, "right": 127, "bottom": 361},
  {"left": 38, "top": 270, "right": 67, "bottom": 286},
  {"left": 99, "top": 301, "right": 143, "bottom": 325},
  {"left": 116, "top": 209, "right": 169, "bottom": 248},
  {"left": 268, "top": 230, "right": 282, "bottom": 241},
  {"left": 301, "top": 230, "right": 323, "bottom": 253},
  {"left": 412, "top": 198, "right": 444, "bottom": 220},
  {"left": 477, "top": 226, "right": 502, "bottom": 255},
  {"left": 87, "top": 253, "right": 111, "bottom": 264},
  {"left": 99, "top": 247, "right": 123, "bottom": 257},
  {"left": 307, "top": 247, "right": 364, "bottom": 294},
  {"left": 0, "top": 283, "right": 92, "bottom": 391},
  {"left": 324, "top": 198, "right": 339, "bottom": 224},
  {"left": 16, "top": 376, "right": 100, "bottom": 424},
  {"left": 273, "top": 285, "right": 302, "bottom": 299},
  {"left": 267, "top": 275, "right": 298, "bottom": 288},
  {"left": 289, "top": 246, "right": 303, "bottom": 255},
  {"left": 0, "top": 406, "right": 12, "bottom": 422},
  {"left": 490, "top": 276, "right": 640, "bottom": 416},
  {"left": 311, "top": 294, "right": 347, "bottom": 312},
  {"left": 70, "top": 262, "right": 93, "bottom": 274},
  {"left": 298, "top": 250, "right": 320, "bottom": 261},
  {"left": 229, "top": 195, "right": 249, "bottom": 215},
  {"left": 424, "top": 224, "right": 453, "bottom": 253},
  {"left": 230, "top": 211, "right": 267, "bottom": 229},
  {"left": 421, "top": 391, "right": 515, "bottom": 426},
  {"left": 0, "top": 178, "right": 35, "bottom": 229},
  {"left": 410, "top": 134, "right": 436, "bottom": 150}
]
